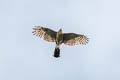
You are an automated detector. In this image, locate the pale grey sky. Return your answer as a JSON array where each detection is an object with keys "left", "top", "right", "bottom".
[{"left": 0, "top": 0, "right": 120, "bottom": 80}]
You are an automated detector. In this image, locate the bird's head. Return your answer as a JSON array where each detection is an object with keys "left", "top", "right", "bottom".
[{"left": 58, "top": 28, "right": 62, "bottom": 33}]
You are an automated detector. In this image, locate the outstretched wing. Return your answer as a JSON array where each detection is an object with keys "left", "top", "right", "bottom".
[
  {"left": 63, "top": 33, "right": 89, "bottom": 46},
  {"left": 32, "top": 26, "right": 57, "bottom": 42}
]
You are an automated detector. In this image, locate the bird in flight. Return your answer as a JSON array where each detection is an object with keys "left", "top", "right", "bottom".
[{"left": 32, "top": 26, "right": 89, "bottom": 58}]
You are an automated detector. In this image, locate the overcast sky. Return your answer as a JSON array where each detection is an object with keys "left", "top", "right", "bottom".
[{"left": 0, "top": 0, "right": 120, "bottom": 80}]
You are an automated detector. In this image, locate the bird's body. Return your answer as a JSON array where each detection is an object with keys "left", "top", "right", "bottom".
[
  {"left": 32, "top": 26, "right": 89, "bottom": 58},
  {"left": 54, "top": 29, "right": 63, "bottom": 57},
  {"left": 56, "top": 29, "right": 63, "bottom": 46}
]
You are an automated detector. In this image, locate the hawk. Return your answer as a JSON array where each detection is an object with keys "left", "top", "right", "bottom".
[{"left": 32, "top": 26, "right": 89, "bottom": 58}]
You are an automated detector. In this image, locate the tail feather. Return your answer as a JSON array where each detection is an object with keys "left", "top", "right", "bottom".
[{"left": 54, "top": 48, "right": 60, "bottom": 58}]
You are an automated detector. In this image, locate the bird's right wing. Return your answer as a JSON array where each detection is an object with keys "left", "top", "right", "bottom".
[
  {"left": 63, "top": 33, "right": 89, "bottom": 46},
  {"left": 32, "top": 26, "right": 57, "bottom": 42}
]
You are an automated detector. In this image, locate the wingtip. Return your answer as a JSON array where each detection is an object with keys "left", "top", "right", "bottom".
[{"left": 32, "top": 28, "right": 36, "bottom": 30}]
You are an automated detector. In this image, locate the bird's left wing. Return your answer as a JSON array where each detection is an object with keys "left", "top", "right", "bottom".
[
  {"left": 32, "top": 26, "right": 57, "bottom": 42},
  {"left": 63, "top": 33, "right": 89, "bottom": 46}
]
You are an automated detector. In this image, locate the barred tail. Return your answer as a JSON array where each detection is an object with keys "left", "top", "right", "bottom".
[{"left": 54, "top": 47, "right": 60, "bottom": 58}]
